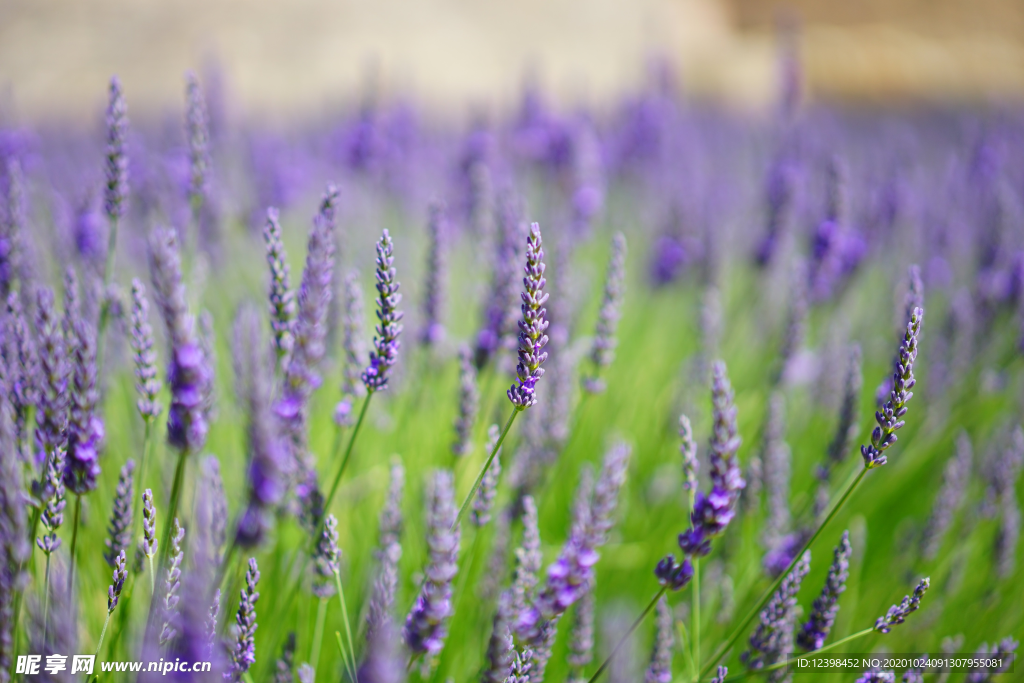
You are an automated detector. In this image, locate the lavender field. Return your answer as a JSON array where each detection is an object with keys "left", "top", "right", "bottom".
[{"left": 0, "top": 66, "right": 1021, "bottom": 683}]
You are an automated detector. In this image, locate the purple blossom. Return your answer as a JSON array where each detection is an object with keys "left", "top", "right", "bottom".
[
  {"left": 679, "top": 361, "right": 744, "bottom": 557},
  {"left": 362, "top": 229, "right": 403, "bottom": 392},
  {"left": 0, "top": 158, "right": 26, "bottom": 300},
  {"left": 186, "top": 72, "right": 211, "bottom": 208},
  {"left": 452, "top": 346, "right": 479, "bottom": 457},
  {"left": 149, "top": 227, "right": 211, "bottom": 454},
  {"left": 367, "top": 460, "right": 404, "bottom": 641},
  {"left": 0, "top": 393, "right": 29, "bottom": 678},
  {"left": 403, "top": 470, "right": 459, "bottom": 658},
  {"left": 649, "top": 234, "right": 687, "bottom": 287},
  {"left": 107, "top": 549, "right": 127, "bottom": 613},
  {"left": 419, "top": 203, "right": 446, "bottom": 347},
  {"left": 742, "top": 551, "right": 810, "bottom": 671},
  {"left": 4, "top": 292, "right": 39, "bottom": 456},
  {"left": 861, "top": 307, "right": 923, "bottom": 469},
  {"left": 35, "top": 447, "right": 65, "bottom": 556},
  {"left": 482, "top": 599, "right": 512, "bottom": 683},
  {"left": 797, "top": 531, "right": 851, "bottom": 651},
  {"left": 508, "top": 223, "right": 549, "bottom": 409},
  {"left": 104, "top": 76, "right": 129, "bottom": 223},
  {"left": 33, "top": 287, "right": 69, "bottom": 470},
  {"left": 509, "top": 495, "right": 543, "bottom": 629},
  {"left": 358, "top": 621, "right": 403, "bottom": 683},
  {"left": 644, "top": 597, "right": 674, "bottom": 683},
  {"left": 711, "top": 667, "right": 728, "bottom": 683},
  {"left": 312, "top": 514, "right": 340, "bottom": 598},
  {"left": 227, "top": 558, "right": 261, "bottom": 681},
  {"left": 471, "top": 424, "right": 502, "bottom": 526},
  {"left": 966, "top": 637, "right": 1018, "bottom": 682},
  {"left": 334, "top": 270, "right": 365, "bottom": 427},
  {"left": 567, "top": 585, "right": 595, "bottom": 680},
  {"left": 583, "top": 232, "right": 626, "bottom": 394},
  {"left": 104, "top": 459, "right": 134, "bottom": 568},
  {"left": 473, "top": 198, "right": 526, "bottom": 369},
  {"left": 920, "top": 432, "right": 972, "bottom": 560},
  {"left": 679, "top": 414, "right": 698, "bottom": 491},
  {"left": 754, "top": 151, "right": 795, "bottom": 268},
  {"left": 856, "top": 671, "right": 896, "bottom": 683},
  {"left": 263, "top": 207, "right": 296, "bottom": 368},
  {"left": 160, "top": 518, "right": 186, "bottom": 645},
  {"left": 129, "top": 280, "right": 162, "bottom": 422},
  {"left": 874, "top": 578, "right": 929, "bottom": 634},
  {"left": 63, "top": 318, "right": 103, "bottom": 495},
  {"left": 138, "top": 488, "right": 158, "bottom": 564}
]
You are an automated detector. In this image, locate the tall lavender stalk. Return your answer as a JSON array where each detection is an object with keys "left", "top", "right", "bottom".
[
  {"left": 582, "top": 232, "right": 626, "bottom": 393},
  {"left": 277, "top": 186, "right": 338, "bottom": 532},
  {"left": 63, "top": 317, "right": 103, "bottom": 496},
  {"left": 186, "top": 72, "right": 211, "bottom": 222},
  {"left": 334, "top": 270, "right": 365, "bottom": 427},
  {"left": 0, "top": 158, "right": 25, "bottom": 300},
  {"left": 452, "top": 346, "right": 479, "bottom": 457},
  {"left": 159, "top": 518, "right": 185, "bottom": 645},
  {"left": 816, "top": 344, "right": 861, "bottom": 516},
  {"left": 367, "top": 459, "right": 404, "bottom": 641},
  {"left": 742, "top": 550, "right": 811, "bottom": 678},
  {"left": 361, "top": 228, "right": 403, "bottom": 392},
  {"left": 4, "top": 293, "right": 38, "bottom": 459},
  {"left": 419, "top": 203, "right": 446, "bottom": 347},
  {"left": 473, "top": 198, "right": 526, "bottom": 369},
  {"left": 227, "top": 558, "right": 261, "bottom": 681},
  {"left": 130, "top": 280, "right": 163, "bottom": 422},
  {"left": 104, "top": 460, "right": 134, "bottom": 567},
  {"left": 101, "top": 76, "right": 128, "bottom": 300},
  {"left": 0, "top": 392, "right": 28, "bottom": 682},
  {"left": 797, "top": 531, "right": 851, "bottom": 651},
  {"left": 263, "top": 207, "right": 296, "bottom": 371},
  {"left": 874, "top": 578, "right": 929, "bottom": 633},
  {"left": 679, "top": 414, "right": 698, "bottom": 492},
  {"left": 644, "top": 596, "right": 674, "bottom": 683},
  {"left": 403, "top": 470, "right": 460, "bottom": 661},
  {"left": 876, "top": 266, "right": 923, "bottom": 405},
  {"left": 920, "top": 433, "right": 972, "bottom": 560}
]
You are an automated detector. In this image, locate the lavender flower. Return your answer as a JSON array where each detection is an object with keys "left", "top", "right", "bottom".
[
  {"left": 228, "top": 558, "right": 261, "bottom": 681},
  {"left": 483, "top": 601, "right": 513, "bottom": 683},
  {"left": 403, "top": 470, "right": 460, "bottom": 657},
  {"left": 876, "top": 266, "right": 924, "bottom": 405},
  {"left": 103, "top": 459, "right": 134, "bottom": 567},
  {"left": 508, "top": 223, "right": 549, "bottom": 409},
  {"left": 861, "top": 306, "right": 923, "bottom": 469},
  {"left": 874, "top": 578, "right": 929, "bottom": 633},
  {"left": 644, "top": 596, "right": 674, "bottom": 683},
  {"left": 452, "top": 346, "right": 479, "bottom": 457},
  {"left": 362, "top": 229, "right": 403, "bottom": 392},
  {"left": 510, "top": 494, "right": 543, "bottom": 627},
  {"left": 312, "top": 514, "right": 340, "bottom": 598},
  {"left": 367, "top": 462, "right": 403, "bottom": 639},
  {"left": 419, "top": 203, "right": 446, "bottom": 346},
  {"left": 277, "top": 185, "right": 338, "bottom": 530},
  {"left": 0, "top": 158, "right": 25, "bottom": 299},
  {"left": 567, "top": 586, "right": 595, "bottom": 682},
  {"left": 504, "top": 635, "right": 533, "bottom": 683},
  {"left": 33, "top": 287, "right": 69, "bottom": 469},
  {"left": 107, "top": 549, "right": 127, "bottom": 612},
  {"left": 797, "top": 531, "right": 851, "bottom": 651},
  {"left": 263, "top": 207, "right": 296, "bottom": 367},
  {"left": 358, "top": 621, "right": 404, "bottom": 683},
  {"left": 754, "top": 151, "right": 794, "bottom": 268},
  {"left": 140, "top": 488, "right": 157, "bottom": 560},
  {"left": 5, "top": 293, "right": 38, "bottom": 455},
  {"left": 149, "top": 226, "right": 211, "bottom": 454},
  {"left": 274, "top": 633, "right": 296, "bottom": 683},
  {"left": 334, "top": 270, "right": 365, "bottom": 426},
  {"left": 104, "top": 76, "right": 129, "bottom": 224},
  {"left": 35, "top": 448, "right": 65, "bottom": 555},
  {"left": 966, "top": 637, "right": 1018, "bottom": 682},
  {"left": 582, "top": 232, "right": 626, "bottom": 393},
  {"left": 920, "top": 433, "right": 972, "bottom": 560},
  {"left": 818, "top": 344, "right": 862, "bottom": 491},
  {"left": 679, "top": 361, "right": 744, "bottom": 557},
  {"left": 233, "top": 304, "right": 287, "bottom": 548},
  {"left": 0, "top": 396, "right": 29, "bottom": 681},
  {"left": 679, "top": 413, "right": 698, "bottom": 491},
  {"left": 472, "top": 424, "right": 502, "bottom": 526},
  {"left": 995, "top": 487, "right": 1019, "bottom": 578},
  {"left": 160, "top": 518, "right": 185, "bottom": 645},
  {"left": 474, "top": 198, "right": 526, "bottom": 369},
  {"left": 519, "top": 443, "right": 630, "bottom": 642},
  {"left": 711, "top": 667, "right": 728, "bottom": 683},
  {"left": 774, "top": 261, "right": 808, "bottom": 385},
  {"left": 529, "top": 616, "right": 559, "bottom": 683},
  {"left": 130, "top": 280, "right": 162, "bottom": 421},
  {"left": 763, "top": 392, "right": 791, "bottom": 562},
  {"left": 857, "top": 671, "right": 896, "bottom": 683},
  {"left": 297, "top": 663, "right": 314, "bottom": 683},
  {"left": 742, "top": 550, "right": 811, "bottom": 670},
  {"left": 63, "top": 317, "right": 103, "bottom": 495},
  {"left": 186, "top": 72, "right": 211, "bottom": 209}
]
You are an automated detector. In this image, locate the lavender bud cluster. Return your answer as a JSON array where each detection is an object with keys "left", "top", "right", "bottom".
[
  {"left": 104, "top": 76, "right": 129, "bottom": 223},
  {"left": 797, "top": 531, "right": 851, "bottom": 651},
  {"left": 263, "top": 207, "right": 296, "bottom": 367},
  {"left": 334, "top": 270, "right": 365, "bottom": 426},
  {"left": 582, "top": 232, "right": 626, "bottom": 393},
  {"left": 742, "top": 550, "right": 811, "bottom": 671},
  {"left": 452, "top": 346, "right": 479, "bottom": 457},
  {"left": 419, "top": 203, "right": 446, "bottom": 346},
  {"left": 130, "top": 280, "right": 162, "bottom": 421},
  {"left": 312, "top": 514, "right": 341, "bottom": 598},
  {"left": 472, "top": 424, "right": 503, "bottom": 526},
  {"left": 104, "top": 459, "right": 135, "bottom": 567},
  {"left": 228, "top": 558, "right": 261, "bottom": 681},
  {"left": 362, "top": 229, "right": 403, "bottom": 392},
  {"left": 64, "top": 317, "right": 103, "bottom": 495},
  {"left": 874, "top": 578, "right": 930, "bottom": 633},
  {"left": 508, "top": 223, "right": 549, "bottom": 408}
]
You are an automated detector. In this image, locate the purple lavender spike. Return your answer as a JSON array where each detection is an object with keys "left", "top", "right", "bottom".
[
  {"left": 996, "top": 489, "right": 1019, "bottom": 578},
  {"left": 362, "top": 229, "right": 403, "bottom": 392},
  {"left": 874, "top": 578, "right": 929, "bottom": 633},
  {"left": 33, "top": 287, "right": 69, "bottom": 470},
  {"left": 312, "top": 514, "right": 340, "bottom": 598},
  {"left": 0, "top": 391, "right": 29, "bottom": 679},
  {"left": 130, "top": 280, "right": 162, "bottom": 422},
  {"left": 5, "top": 292, "right": 39, "bottom": 457},
  {"left": 876, "top": 267, "right": 924, "bottom": 405},
  {"left": 419, "top": 203, "right": 446, "bottom": 347},
  {"left": 277, "top": 185, "right": 337, "bottom": 531},
  {"left": 482, "top": 599, "right": 513, "bottom": 683},
  {"left": 137, "top": 488, "right": 158, "bottom": 568},
  {"left": 186, "top": 72, "right": 211, "bottom": 211},
  {"left": 507, "top": 223, "right": 549, "bottom": 409},
  {"left": 583, "top": 232, "right": 626, "bottom": 394},
  {"left": 104, "top": 459, "right": 135, "bottom": 567},
  {"left": 274, "top": 633, "right": 297, "bottom": 683},
  {"left": 679, "top": 414, "right": 698, "bottom": 492},
  {"left": 473, "top": 197, "right": 526, "bottom": 369},
  {"left": 107, "top": 549, "right": 127, "bottom": 612},
  {"left": 861, "top": 307, "right": 923, "bottom": 469},
  {"left": 358, "top": 620, "right": 403, "bottom": 683},
  {"left": 644, "top": 596, "right": 673, "bottom": 683},
  {"left": 367, "top": 460, "right": 404, "bottom": 641},
  {"left": 711, "top": 667, "right": 728, "bottom": 683},
  {"left": 742, "top": 550, "right": 810, "bottom": 671},
  {"left": 754, "top": 151, "right": 795, "bottom": 268},
  {"left": 149, "top": 226, "right": 210, "bottom": 454},
  {"left": 920, "top": 433, "right": 972, "bottom": 560},
  {"left": 160, "top": 518, "right": 185, "bottom": 645},
  {"left": 403, "top": 470, "right": 459, "bottom": 658},
  {"left": 452, "top": 345, "right": 479, "bottom": 457},
  {"left": 472, "top": 425, "right": 502, "bottom": 526},
  {"left": 797, "top": 531, "right": 851, "bottom": 651},
  {"left": 966, "top": 637, "right": 1018, "bottom": 682},
  {"left": 227, "top": 558, "right": 261, "bottom": 681},
  {"left": 263, "top": 207, "right": 296, "bottom": 369},
  {"left": 567, "top": 585, "right": 595, "bottom": 682},
  {"left": 104, "top": 76, "right": 129, "bottom": 225},
  {"left": 334, "top": 270, "right": 365, "bottom": 427},
  {"left": 233, "top": 305, "right": 287, "bottom": 548},
  {"left": 678, "top": 361, "right": 744, "bottom": 558},
  {"left": 817, "top": 344, "right": 862, "bottom": 507},
  {"left": 509, "top": 494, "right": 543, "bottom": 629},
  {"left": 0, "top": 158, "right": 25, "bottom": 299},
  {"left": 762, "top": 392, "right": 792, "bottom": 574},
  {"left": 63, "top": 317, "right": 103, "bottom": 495},
  {"left": 35, "top": 448, "right": 66, "bottom": 556}
]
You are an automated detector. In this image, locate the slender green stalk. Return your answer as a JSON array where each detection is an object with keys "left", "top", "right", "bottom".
[
  {"left": 324, "top": 392, "right": 373, "bottom": 513},
  {"left": 310, "top": 598, "right": 329, "bottom": 677},
  {"left": 698, "top": 467, "right": 869, "bottom": 681},
  {"left": 157, "top": 448, "right": 189, "bottom": 570},
  {"left": 94, "top": 612, "right": 114, "bottom": 658},
  {"left": 42, "top": 553, "right": 52, "bottom": 643},
  {"left": 67, "top": 495, "right": 82, "bottom": 594},
  {"left": 334, "top": 571, "right": 358, "bottom": 683},
  {"left": 148, "top": 556, "right": 156, "bottom": 595},
  {"left": 453, "top": 406, "right": 520, "bottom": 529},
  {"left": 720, "top": 628, "right": 875, "bottom": 681},
  {"left": 95, "top": 216, "right": 119, "bottom": 376},
  {"left": 677, "top": 621, "right": 696, "bottom": 682},
  {"left": 586, "top": 585, "right": 668, "bottom": 683},
  {"left": 692, "top": 558, "right": 701, "bottom": 673},
  {"left": 130, "top": 420, "right": 153, "bottom": 550},
  {"left": 334, "top": 632, "right": 351, "bottom": 675}
]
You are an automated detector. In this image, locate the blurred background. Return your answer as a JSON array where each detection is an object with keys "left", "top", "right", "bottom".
[{"left": 3, "top": 0, "right": 1024, "bottom": 121}]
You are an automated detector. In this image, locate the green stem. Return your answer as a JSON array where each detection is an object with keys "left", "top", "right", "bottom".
[
  {"left": 42, "top": 553, "right": 51, "bottom": 643},
  {"left": 158, "top": 448, "right": 189, "bottom": 571},
  {"left": 310, "top": 598, "right": 328, "bottom": 677},
  {"left": 94, "top": 611, "right": 113, "bottom": 658},
  {"left": 95, "top": 216, "right": 119, "bottom": 377},
  {"left": 698, "top": 467, "right": 869, "bottom": 681},
  {"left": 334, "top": 571, "right": 358, "bottom": 683},
  {"left": 720, "top": 628, "right": 875, "bottom": 681},
  {"left": 324, "top": 392, "right": 373, "bottom": 514},
  {"left": 453, "top": 406, "right": 520, "bottom": 529},
  {"left": 131, "top": 420, "right": 153, "bottom": 552},
  {"left": 692, "top": 557, "right": 701, "bottom": 674},
  {"left": 148, "top": 555, "right": 156, "bottom": 596},
  {"left": 67, "top": 495, "right": 82, "bottom": 594},
  {"left": 586, "top": 586, "right": 668, "bottom": 683}
]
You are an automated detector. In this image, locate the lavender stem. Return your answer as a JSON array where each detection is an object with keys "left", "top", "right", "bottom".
[
  {"left": 309, "top": 598, "right": 328, "bottom": 675},
  {"left": 698, "top": 466, "right": 869, "bottom": 681},
  {"left": 586, "top": 586, "right": 668, "bottom": 683},
  {"left": 325, "top": 391, "right": 373, "bottom": 514},
  {"left": 693, "top": 558, "right": 701, "bottom": 672},
  {"left": 333, "top": 570, "right": 358, "bottom": 683},
  {"left": 453, "top": 406, "right": 520, "bottom": 529}
]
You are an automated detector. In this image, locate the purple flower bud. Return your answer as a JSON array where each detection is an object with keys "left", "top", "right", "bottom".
[
  {"left": 104, "top": 459, "right": 135, "bottom": 567},
  {"left": 654, "top": 554, "right": 693, "bottom": 590},
  {"left": 186, "top": 72, "right": 211, "bottom": 208},
  {"left": 452, "top": 346, "right": 479, "bottom": 457},
  {"left": 274, "top": 633, "right": 296, "bottom": 683},
  {"left": 797, "top": 531, "right": 851, "bottom": 651},
  {"left": 33, "top": 287, "right": 69, "bottom": 470},
  {"left": 567, "top": 585, "right": 595, "bottom": 679},
  {"left": 63, "top": 318, "right": 103, "bottom": 495},
  {"left": 367, "top": 460, "right": 403, "bottom": 641},
  {"left": 107, "top": 549, "right": 127, "bottom": 613},
  {"left": 483, "top": 599, "right": 513, "bottom": 683},
  {"left": 583, "top": 232, "right": 626, "bottom": 394},
  {"left": 679, "top": 414, "right": 698, "bottom": 491},
  {"left": 35, "top": 447, "right": 66, "bottom": 555},
  {"left": 137, "top": 487, "right": 158, "bottom": 567},
  {"left": 104, "top": 77, "right": 129, "bottom": 223},
  {"left": 857, "top": 671, "right": 896, "bottom": 683},
  {"left": 160, "top": 518, "right": 185, "bottom": 645},
  {"left": 4, "top": 292, "right": 39, "bottom": 458},
  {"left": 403, "top": 470, "right": 459, "bottom": 658},
  {"left": 228, "top": 558, "right": 261, "bottom": 681},
  {"left": 711, "top": 666, "right": 728, "bottom": 683},
  {"left": 419, "top": 203, "right": 446, "bottom": 347},
  {"left": 130, "top": 280, "right": 162, "bottom": 421},
  {"left": 362, "top": 229, "right": 403, "bottom": 392},
  {"left": 742, "top": 551, "right": 810, "bottom": 671},
  {"left": 507, "top": 223, "right": 549, "bottom": 409},
  {"left": 312, "top": 514, "right": 340, "bottom": 598},
  {"left": 0, "top": 158, "right": 26, "bottom": 299},
  {"left": 474, "top": 198, "right": 526, "bottom": 369},
  {"left": 510, "top": 495, "right": 543, "bottom": 628},
  {"left": 263, "top": 207, "right": 296, "bottom": 368},
  {"left": 644, "top": 596, "right": 673, "bottom": 683},
  {"left": 874, "top": 578, "right": 929, "bottom": 634}
]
